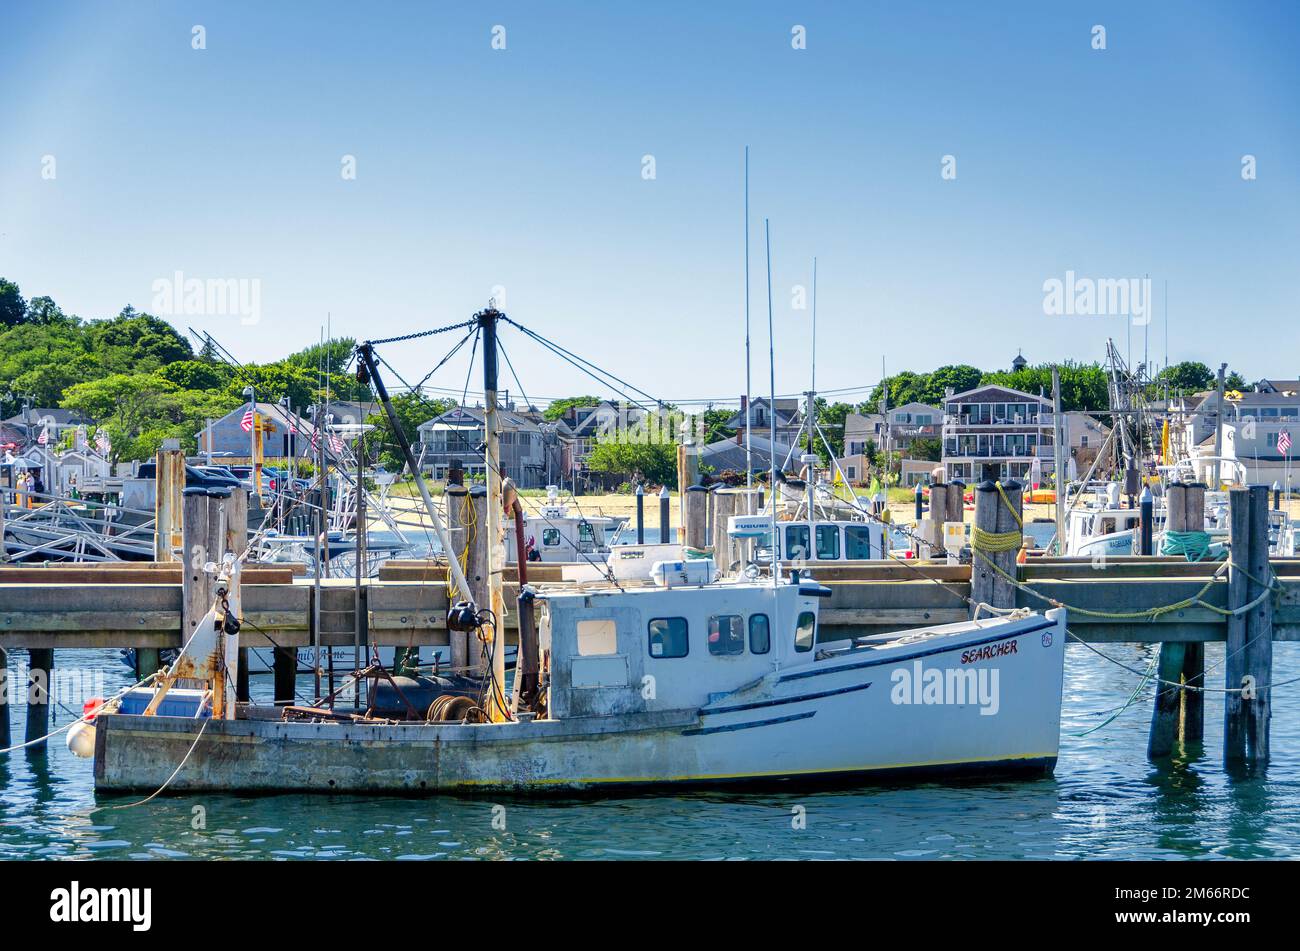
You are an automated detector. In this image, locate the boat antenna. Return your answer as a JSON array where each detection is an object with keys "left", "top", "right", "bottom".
[
  {"left": 744, "top": 146, "right": 754, "bottom": 513},
  {"left": 765, "top": 218, "right": 778, "bottom": 584}
]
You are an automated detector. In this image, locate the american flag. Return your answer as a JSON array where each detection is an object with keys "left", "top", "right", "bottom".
[
  {"left": 240, "top": 408, "right": 255, "bottom": 432},
  {"left": 36, "top": 425, "right": 48, "bottom": 446},
  {"left": 95, "top": 431, "right": 111, "bottom": 455},
  {"left": 1279, "top": 429, "right": 1292, "bottom": 455}
]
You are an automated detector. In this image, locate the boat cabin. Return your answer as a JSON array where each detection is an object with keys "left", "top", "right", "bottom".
[
  {"left": 728, "top": 514, "right": 886, "bottom": 562},
  {"left": 536, "top": 580, "right": 827, "bottom": 719}
]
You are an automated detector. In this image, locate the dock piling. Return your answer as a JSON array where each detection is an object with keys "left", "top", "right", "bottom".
[
  {"left": 1224, "top": 486, "right": 1274, "bottom": 766},
  {"left": 971, "top": 479, "right": 1021, "bottom": 616},
  {"left": 24, "top": 647, "right": 52, "bottom": 748},
  {"left": 711, "top": 489, "right": 738, "bottom": 571},
  {"left": 684, "top": 485, "right": 708, "bottom": 550},
  {"left": 0, "top": 648, "right": 10, "bottom": 749},
  {"left": 445, "top": 484, "right": 470, "bottom": 672}
]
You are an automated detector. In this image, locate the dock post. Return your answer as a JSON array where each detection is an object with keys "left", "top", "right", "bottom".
[
  {"left": 0, "top": 648, "right": 9, "bottom": 749},
  {"left": 154, "top": 441, "right": 185, "bottom": 562},
  {"left": 224, "top": 488, "right": 250, "bottom": 702},
  {"left": 659, "top": 485, "right": 670, "bottom": 545},
  {"left": 684, "top": 485, "right": 709, "bottom": 550},
  {"left": 181, "top": 489, "right": 223, "bottom": 647},
  {"left": 273, "top": 648, "right": 297, "bottom": 707},
  {"left": 914, "top": 482, "right": 923, "bottom": 523},
  {"left": 1138, "top": 486, "right": 1154, "bottom": 556},
  {"left": 971, "top": 479, "right": 1020, "bottom": 616},
  {"left": 444, "top": 484, "right": 470, "bottom": 672},
  {"left": 712, "top": 489, "right": 738, "bottom": 572},
  {"left": 1149, "top": 482, "right": 1186, "bottom": 758},
  {"left": 25, "top": 647, "right": 53, "bottom": 748},
  {"left": 946, "top": 481, "right": 966, "bottom": 526},
  {"left": 1181, "top": 483, "right": 1206, "bottom": 741},
  {"left": 1224, "top": 486, "right": 1273, "bottom": 766},
  {"left": 635, "top": 484, "right": 645, "bottom": 544}
]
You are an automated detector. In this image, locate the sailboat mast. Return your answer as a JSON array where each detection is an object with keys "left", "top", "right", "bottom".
[{"left": 479, "top": 307, "right": 509, "bottom": 723}]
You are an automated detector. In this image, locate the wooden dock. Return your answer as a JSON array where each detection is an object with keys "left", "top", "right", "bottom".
[{"left": 0, "top": 477, "right": 1288, "bottom": 771}]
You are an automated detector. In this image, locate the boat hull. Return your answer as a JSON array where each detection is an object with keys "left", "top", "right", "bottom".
[{"left": 94, "top": 611, "right": 1066, "bottom": 794}]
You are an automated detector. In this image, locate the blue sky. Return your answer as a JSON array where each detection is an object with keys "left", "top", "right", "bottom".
[{"left": 2, "top": 1, "right": 1297, "bottom": 407}]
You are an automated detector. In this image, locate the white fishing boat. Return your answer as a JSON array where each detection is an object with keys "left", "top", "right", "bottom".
[{"left": 92, "top": 566, "right": 1067, "bottom": 791}]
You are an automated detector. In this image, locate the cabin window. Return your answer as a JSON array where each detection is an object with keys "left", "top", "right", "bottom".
[
  {"left": 785, "top": 524, "right": 810, "bottom": 560},
  {"left": 815, "top": 525, "right": 840, "bottom": 560},
  {"left": 578, "top": 521, "right": 595, "bottom": 545},
  {"left": 542, "top": 528, "right": 561, "bottom": 547},
  {"left": 844, "top": 524, "right": 874, "bottom": 559},
  {"left": 708, "top": 615, "right": 745, "bottom": 656},
  {"left": 576, "top": 619, "right": 618, "bottom": 656},
  {"left": 794, "top": 611, "right": 816, "bottom": 652},
  {"left": 749, "top": 614, "right": 770, "bottom": 654},
  {"left": 648, "top": 617, "right": 688, "bottom": 658}
]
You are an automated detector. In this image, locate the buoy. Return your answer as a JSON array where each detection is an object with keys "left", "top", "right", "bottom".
[{"left": 66, "top": 721, "right": 96, "bottom": 758}]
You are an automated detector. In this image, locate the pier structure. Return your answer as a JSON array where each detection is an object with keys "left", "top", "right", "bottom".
[{"left": 0, "top": 477, "right": 1290, "bottom": 770}]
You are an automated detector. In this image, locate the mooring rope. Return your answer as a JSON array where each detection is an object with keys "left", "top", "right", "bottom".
[{"left": 1161, "top": 529, "right": 1218, "bottom": 562}]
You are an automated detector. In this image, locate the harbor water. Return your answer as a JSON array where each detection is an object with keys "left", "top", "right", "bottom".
[{"left": 2, "top": 641, "right": 1298, "bottom": 860}]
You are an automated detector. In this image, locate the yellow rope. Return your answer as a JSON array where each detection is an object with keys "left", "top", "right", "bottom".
[
  {"left": 995, "top": 480, "right": 1023, "bottom": 529},
  {"left": 971, "top": 525, "right": 1023, "bottom": 553}
]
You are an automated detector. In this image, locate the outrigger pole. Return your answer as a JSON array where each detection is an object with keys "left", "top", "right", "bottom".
[{"left": 354, "top": 341, "right": 475, "bottom": 606}]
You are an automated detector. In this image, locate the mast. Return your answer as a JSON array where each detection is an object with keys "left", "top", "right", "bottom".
[
  {"left": 479, "top": 306, "right": 509, "bottom": 723},
  {"left": 765, "top": 218, "right": 778, "bottom": 581},
  {"left": 744, "top": 146, "right": 754, "bottom": 513},
  {"left": 354, "top": 343, "right": 473, "bottom": 604}
]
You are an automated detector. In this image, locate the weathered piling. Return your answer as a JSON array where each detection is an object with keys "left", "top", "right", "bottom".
[
  {"left": 181, "top": 488, "right": 224, "bottom": 645},
  {"left": 1149, "top": 481, "right": 1208, "bottom": 755},
  {"left": 712, "top": 489, "right": 739, "bottom": 571},
  {"left": 1139, "top": 486, "right": 1154, "bottom": 556},
  {"left": 25, "top": 647, "right": 53, "bottom": 747},
  {"left": 444, "top": 484, "right": 471, "bottom": 672},
  {"left": 971, "top": 479, "right": 1021, "bottom": 616},
  {"left": 659, "top": 486, "right": 670, "bottom": 544},
  {"left": 1181, "top": 483, "right": 1207, "bottom": 741},
  {"left": 684, "top": 485, "right": 709, "bottom": 550},
  {"left": 1144, "top": 481, "right": 1181, "bottom": 751},
  {"left": 154, "top": 442, "right": 185, "bottom": 563},
  {"left": 1224, "top": 485, "right": 1274, "bottom": 766},
  {"left": 0, "top": 647, "right": 9, "bottom": 749},
  {"left": 224, "top": 488, "right": 250, "bottom": 702}
]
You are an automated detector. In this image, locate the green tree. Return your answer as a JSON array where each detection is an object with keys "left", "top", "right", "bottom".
[
  {"left": 1156, "top": 361, "right": 1214, "bottom": 393},
  {"left": 0, "top": 279, "right": 27, "bottom": 327},
  {"left": 701, "top": 407, "right": 735, "bottom": 443},
  {"left": 585, "top": 437, "right": 677, "bottom": 488},
  {"left": 544, "top": 396, "right": 602, "bottom": 421},
  {"left": 910, "top": 436, "right": 943, "bottom": 462},
  {"left": 158, "top": 359, "right": 235, "bottom": 391},
  {"left": 87, "top": 311, "right": 193, "bottom": 372}
]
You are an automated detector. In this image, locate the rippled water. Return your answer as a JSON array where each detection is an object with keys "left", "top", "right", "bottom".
[{"left": 2, "top": 642, "right": 1298, "bottom": 860}]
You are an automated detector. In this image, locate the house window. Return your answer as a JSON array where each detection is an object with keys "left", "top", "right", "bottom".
[
  {"left": 708, "top": 615, "right": 745, "bottom": 656},
  {"left": 815, "top": 524, "right": 840, "bottom": 560},
  {"left": 1080, "top": 436, "right": 1088, "bottom": 447},
  {"left": 846, "top": 465, "right": 856, "bottom": 479},
  {"left": 785, "top": 524, "right": 811, "bottom": 560},
  {"left": 577, "top": 619, "right": 618, "bottom": 656},
  {"left": 648, "top": 617, "right": 688, "bottom": 658},
  {"left": 749, "top": 614, "right": 770, "bottom": 654},
  {"left": 794, "top": 611, "right": 816, "bottom": 653}
]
